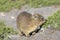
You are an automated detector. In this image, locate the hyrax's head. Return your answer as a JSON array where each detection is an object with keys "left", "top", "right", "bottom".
[{"left": 32, "top": 13, "right": 46, "bottom": 25}]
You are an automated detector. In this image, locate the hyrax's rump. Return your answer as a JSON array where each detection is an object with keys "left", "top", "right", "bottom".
[{"left": 16, "top": 11, "right": 45, "bottom": 37}]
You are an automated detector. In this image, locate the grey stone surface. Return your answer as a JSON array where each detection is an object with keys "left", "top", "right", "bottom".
[{"left": 0, "top": 5, "right": 60, "bottom": 40}]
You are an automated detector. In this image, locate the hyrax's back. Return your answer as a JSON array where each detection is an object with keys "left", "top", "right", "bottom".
[{"left": 17, "top": 12, "right": 33, "bottom": 36}]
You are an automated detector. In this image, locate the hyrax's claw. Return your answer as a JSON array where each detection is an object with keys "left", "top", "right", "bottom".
[{"left": 32, "top": 32, "right": 36, "bottom": 35}]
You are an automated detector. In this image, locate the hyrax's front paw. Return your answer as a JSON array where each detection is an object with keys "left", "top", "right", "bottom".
[
  {"left": 32, "top": 32, "right": 36, "bottom": 35},
  {"left": 18, "top": 31, "right": 23, "bottom": 36},
  {"left": 25, "top": 33, "right": 30, "bottom": 37}
]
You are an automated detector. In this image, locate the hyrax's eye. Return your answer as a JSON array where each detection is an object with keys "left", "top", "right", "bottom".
[{"left": 40, "top": 17, "right": 44, "bottom": 21}]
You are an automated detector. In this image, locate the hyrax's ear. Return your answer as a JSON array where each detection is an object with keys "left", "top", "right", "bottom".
[
  {"left": 32, "top": 13, "right": 36, "bottom": 18},
  {"left": 34, "top": 13, "right": 42, "bottom": 17},
  {"left": 32, "top": 13, "right": 39, "bottom": 20},
  {"left": 32, "top": 13, "right": 35, "bottom": 19},
  {"left": 32, "top": 13, "right": 40, "bottom": 18}
]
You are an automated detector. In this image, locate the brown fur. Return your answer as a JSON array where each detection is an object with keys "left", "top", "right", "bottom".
[{"left": 16, "top": 11, "right": 46, "bottom": 37}]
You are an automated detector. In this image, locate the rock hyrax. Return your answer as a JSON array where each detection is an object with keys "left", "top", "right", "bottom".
[{"left": 16, "top": 11, "right": 46, "bottom": 37}]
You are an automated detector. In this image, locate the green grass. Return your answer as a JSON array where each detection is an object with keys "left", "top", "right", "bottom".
[
  {"left": 0, "top": 21, "right": 17, "bottom": 40},
  {"left": 0, "top": 0, "right": 60, "bottom": 12},
  {"left": 43, "top": 10, "right": 60, "bottom": 30},
  {"left": 27, "top": 0, "right": 60, "bottom": 7}
]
